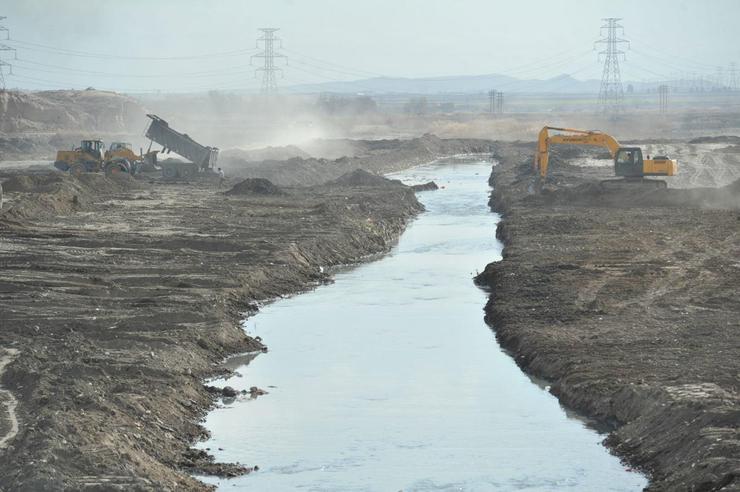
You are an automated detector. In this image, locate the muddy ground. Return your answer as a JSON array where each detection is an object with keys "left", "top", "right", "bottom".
[
  {"left": 476, "top": 142, "right": 740, "bottom": 491},
  {"left": 0, "top": 137, "right": 488, "bottom": 491}
]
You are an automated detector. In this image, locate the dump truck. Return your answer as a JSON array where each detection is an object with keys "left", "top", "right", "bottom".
[{"left": 144, "top": 114, "right": 219, "bottom": 179}]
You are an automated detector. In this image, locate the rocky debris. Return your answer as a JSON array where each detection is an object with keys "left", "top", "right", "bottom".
[
  {"left": 410, "top": 181, "right": 439, "bottom": 192},
  {"left": 245, "top": 386, "right": 268, "bottom": 398},
  {"left": 180, "top": 448, "right": 255, "bottom": 478},
  {"left": 221, "top": 386, "right": 238, "bottom": 398},
  {"left": 225, "top": 177, "right": 285, "bottom": 196}
]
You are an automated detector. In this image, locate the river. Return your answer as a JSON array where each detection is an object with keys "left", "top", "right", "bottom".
[{"left": 196, "top": 159, "right": 646, "bottom": 491}]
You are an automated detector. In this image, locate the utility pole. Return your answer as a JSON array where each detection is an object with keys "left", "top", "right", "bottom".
[
  {"left": 658, "top": 84, "right": 668, "bottom": 113},
  {"left": 0, "top": 17, "right": 16, "bottom": 91},
  {"left": 251, "top": 28, "right": 287, "bottom": 95},
  {"left": 488, "top": 90, "right": 496, "bottom": 113},
  {"left": 595, "top": 18, "right": 629, "bottom": 115},
  {"left": 496, "top": 91, "right": 503, "bottom": 114}
]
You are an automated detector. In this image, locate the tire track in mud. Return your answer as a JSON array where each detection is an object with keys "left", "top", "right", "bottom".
[{"left": 0, "top": 348, "right": 20, "bottom": 451}]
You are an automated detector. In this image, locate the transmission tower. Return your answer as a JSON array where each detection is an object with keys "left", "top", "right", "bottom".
[
  {"left": 488, "top": 90, "right": 496, "bottom": 113},
  {"left": 658, "top": 85, "right": 668, "bottom": 113},
  {"left": 496, "top": 91, "right": 503, "bottom": 113},
  {"left": 729, "top": 62, "right": 738, "bottom": 91},
  {"left": 595, "top": 18, "right": 629, "bottom": 114},
  {"left": 251, "top": 28, "right": 287, "bottom": 95},
  {"left": 715, "top": 66, "right": 725, "bottom": 89},
  {"left": 0, "top": 17, "right": 16, "bottom": 91}
]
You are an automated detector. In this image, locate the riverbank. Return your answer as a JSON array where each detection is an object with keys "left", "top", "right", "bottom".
[
  {"left": 476, "top": 142, "right": 740, "bottom": 490},
  {"left": 0, "top": 139, "right": 487, "bottom": 490}
]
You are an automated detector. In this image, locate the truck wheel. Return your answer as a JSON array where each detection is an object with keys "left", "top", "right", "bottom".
[
  {"left": 162, "top": 166, "right": 177, "bottom": 179},
  {"left": 105, "top": 160, "right": 130, "bottom": 176},
  {"left": 69, "top": 163, "right": 85, "bottom": 176}
]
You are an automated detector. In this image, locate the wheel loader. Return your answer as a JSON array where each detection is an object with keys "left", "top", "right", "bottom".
[
  {"left": 54, "top": 140, "right": 157, "bottom": 176},
  {"left": 534, "top": 126, "right": 677, "bottom": 189}
]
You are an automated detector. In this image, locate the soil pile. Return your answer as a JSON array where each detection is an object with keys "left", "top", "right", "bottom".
[
  {"left": 1, "top": 172, "right": 139, "bottom": 219},
  {"left": 328, "top": 169, "right": 401, "bottom": 187},
  {"left": 225, "top": 178, "right": 284, "bottom": 196}
]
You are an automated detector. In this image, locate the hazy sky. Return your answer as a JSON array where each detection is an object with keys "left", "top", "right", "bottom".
[{"left": 2, "top": 0, "right": 738, "bottom": 92}]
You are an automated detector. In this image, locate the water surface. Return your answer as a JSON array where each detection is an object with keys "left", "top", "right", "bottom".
[{"left": 197, "top": 160, "right": 646, "bottom": 491}]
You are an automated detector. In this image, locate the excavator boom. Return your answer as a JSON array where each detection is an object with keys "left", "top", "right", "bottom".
[
  {"left": 533, "top": 126, "right": 676, "bottom": 183},
  {"left": 535, "top": 126, "right": 621, "bottom": 178}
]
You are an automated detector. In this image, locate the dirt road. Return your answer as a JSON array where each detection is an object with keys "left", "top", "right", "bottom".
[
  {"left": 0, "top": 137, "right": 486, "bottom": 490},
  {"left": 476, "top": 142, "right": 740, "bottom": 490}
]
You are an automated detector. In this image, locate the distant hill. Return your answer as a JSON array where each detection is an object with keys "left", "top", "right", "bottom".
[{"left": 285, "top": 73, "right": 604, "bottom": 95}]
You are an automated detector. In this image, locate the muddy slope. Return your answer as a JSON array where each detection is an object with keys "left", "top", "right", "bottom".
[
  {"left": 476, "top": 143, "right": 740, "bottom": 491},
  {"left": 0, "top": 169, "right": 422, "bottom": 490}
]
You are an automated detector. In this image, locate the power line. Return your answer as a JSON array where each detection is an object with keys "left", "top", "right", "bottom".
[
  {"left": 7, "top": 38, "right": 258, "bottom": 61},
  {"left": 251, "top": 28, "right": 286, "bottom": 95},
  {"left": 0, "top": 17, "right": 16, "bottom": 90},
  {"left": 595, "top": 18, "right": 629, "bottom": 114}
]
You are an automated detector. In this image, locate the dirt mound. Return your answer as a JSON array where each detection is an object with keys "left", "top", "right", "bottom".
[
  {"left": 2, "top": 172, "right": 139, "bottom": 219},
  {"left": 1, "top": 174, "right": 66, "bottom": 193},
  {"left": 329, "top": 169, "right": 401, "bottom": 187},
  {"left": 225, "top": 178, "right": 284, "bottom": 196}
]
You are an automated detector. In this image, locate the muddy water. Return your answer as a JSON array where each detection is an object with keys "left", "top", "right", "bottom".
[{"left": 197, "top": 160, "right": 646, "bottom": 491}]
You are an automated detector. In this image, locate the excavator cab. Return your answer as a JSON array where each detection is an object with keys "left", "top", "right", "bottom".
[{"left": 614, "top": 147, "right": 644, "bottom": 178}]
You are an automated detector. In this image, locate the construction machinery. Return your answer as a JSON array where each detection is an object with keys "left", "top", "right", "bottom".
[
  {"left": 54, "top": 140, "right": 106, "bottom": 175},
  {"left": 143, "top": 114, "right": 218, "bottom": 179},
  {"left": 534, "top": 126, "right": 677, "bottom": 189},
  {"left": 54, "top": 140, "right": 156, "bottom": 176},
  {"left": 54, "top": 114, "right": 217, "bottom": 180}
]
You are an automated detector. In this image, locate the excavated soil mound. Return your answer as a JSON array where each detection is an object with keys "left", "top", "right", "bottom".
[
  {"left": 329, "top": 169, "right": 401, "bottom": 187},
  {"left": 2, "top": 172, "right": 139, "bottom": 219},
  {"left": 225, "top": 178, "right": 284, "bottom": 196}
]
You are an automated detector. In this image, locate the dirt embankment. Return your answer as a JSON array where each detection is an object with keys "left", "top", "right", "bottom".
[
  {"left": 0, "top": 89, "right": 150, "bottom": 161},
  {"left": 0, "top": 161, "right": 423, "bottom": 490},
  {"left": 219, "top": 134, "right": 493, "bottom": 186},
  {"left": 476, "top": 143, "right": 740, "bottom": 491}
]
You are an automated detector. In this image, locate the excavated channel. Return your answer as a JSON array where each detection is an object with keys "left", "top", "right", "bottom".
[{"left": 196, "top": 158, "right": 647, "bottom": 491}]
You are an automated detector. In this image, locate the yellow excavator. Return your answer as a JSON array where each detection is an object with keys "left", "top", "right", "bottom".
[{"left": 534, "top": 126, "right": 677, "bottom": 189}]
